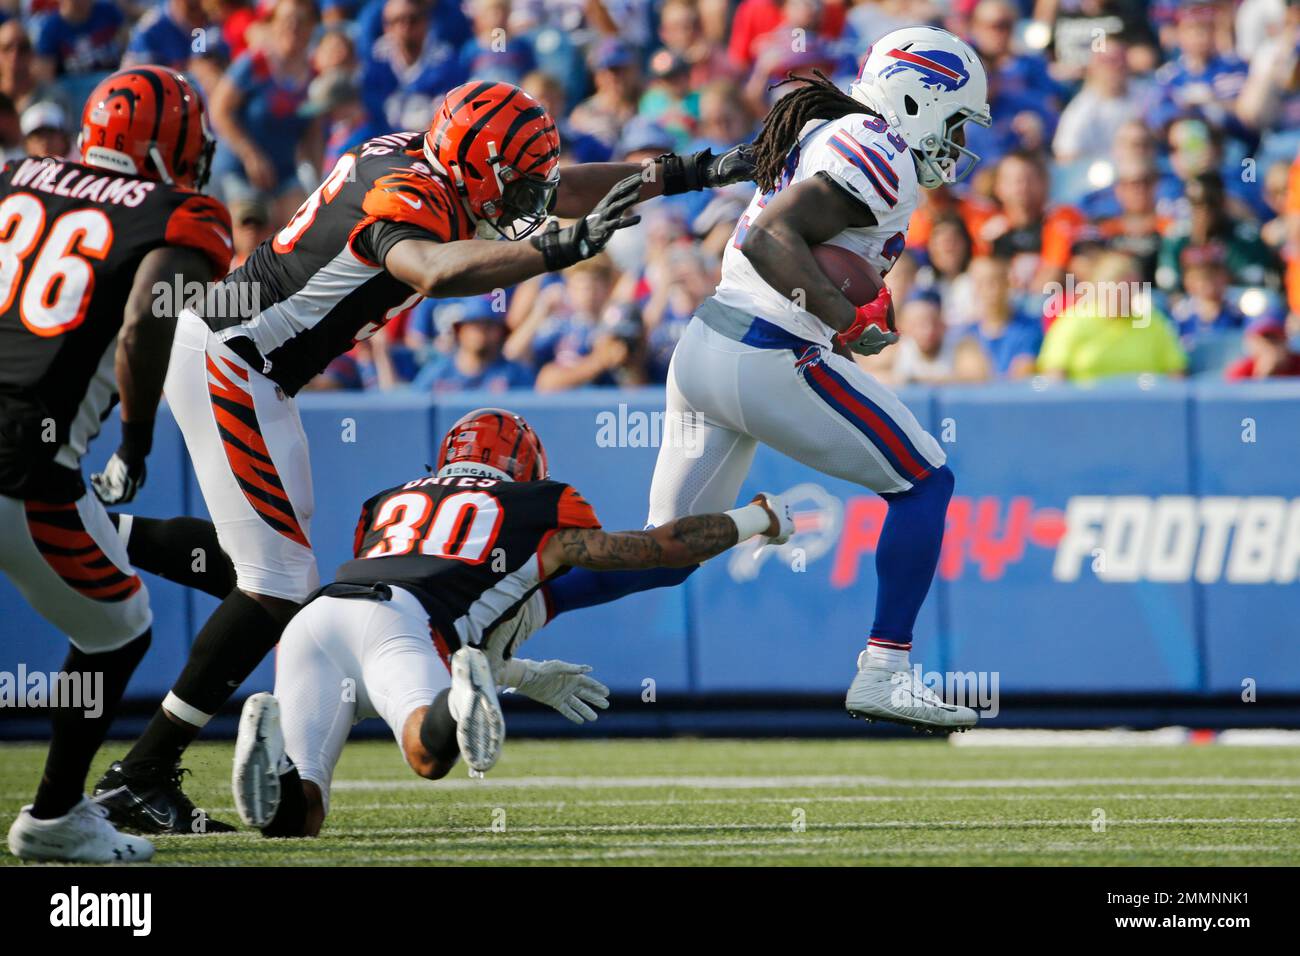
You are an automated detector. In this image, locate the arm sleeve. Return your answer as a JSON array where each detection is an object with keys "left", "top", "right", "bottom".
[
  {"left": 557, "top": 485, "right": 601, "bottom": 530},
  {"left": 164, "top": 194, "right": 234, "bottom": 278},
  {"left": 355, "top": 218, "right": 441, "bottom": 268},
  {"left": 357, "top": 169, "right": 467, "bottom": 263},
  {"left": 808, "top": 119, "right": 910, "bottom": 222}
]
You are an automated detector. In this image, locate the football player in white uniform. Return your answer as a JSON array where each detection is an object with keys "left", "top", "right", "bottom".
[{"left": 542, "top": 26, "right": 992, "bottom": 730}]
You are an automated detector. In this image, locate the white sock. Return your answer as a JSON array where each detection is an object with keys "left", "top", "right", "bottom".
[{"left": 865, "top": 641, "right": 910, "bottom": 671}]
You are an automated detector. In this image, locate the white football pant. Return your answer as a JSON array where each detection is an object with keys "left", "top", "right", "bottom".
[
  {"left": 273, "top": 586, "right": 453, "bottom": 812},
  {"left": 165, "top": 310, "right": 318, "bottom": 602},
  {"left": 648, "top": 316, "right": 946, "bottom": 526}
]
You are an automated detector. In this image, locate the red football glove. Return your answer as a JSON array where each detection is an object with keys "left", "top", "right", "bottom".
[{"left": 834, "top": 286, "right": 898, "bottom": 356}]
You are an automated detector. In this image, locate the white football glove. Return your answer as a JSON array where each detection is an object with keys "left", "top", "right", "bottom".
[
  {"left": 91, "top": 452, "right": 147, "bottom": 506},
  {"left": 755, "top": 492, "right": 794, "bottom": 544},
  {"left": 502, "top": 658, "right": 611, "bottom": 725},
  {"left": 845, "top": 325, "right": 899, "bottom": 357}
]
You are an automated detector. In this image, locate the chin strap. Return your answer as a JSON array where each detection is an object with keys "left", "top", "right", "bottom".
[{"left": 147, "top": 145, "right": 174, "bottom": 185}]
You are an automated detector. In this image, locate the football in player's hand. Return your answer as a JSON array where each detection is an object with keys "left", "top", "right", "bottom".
[{"left": 812, "top": 243, "right": 882, "bottom": 308}]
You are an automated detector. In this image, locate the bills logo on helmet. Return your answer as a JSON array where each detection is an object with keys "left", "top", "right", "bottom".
[{"left": 878, "top": 48, "right": 970, "bottom": 91}]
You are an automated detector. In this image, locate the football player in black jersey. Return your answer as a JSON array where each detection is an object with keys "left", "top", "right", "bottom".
[
  {"left": 224, "top": 408, "right": 791, "bottom": 837},
  {"left": 0, "top": 66, "right": 232, "bottom": 862},
  {"left": 96, "top": 79, "right": 755, "bottom": 833}
]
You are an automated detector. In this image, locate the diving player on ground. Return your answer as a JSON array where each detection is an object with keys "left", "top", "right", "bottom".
[
  {"left": 227, "top": 408, "right": 792, "bottom": 837},
  {"left": 541, "top": 26, "right": 992, "bottom": 730},
  {"left": 0, "top": 67, "right": 232, "bottom": 861},
  {"left": 95, "top": 80, "right": 756, "bottom": 833}
]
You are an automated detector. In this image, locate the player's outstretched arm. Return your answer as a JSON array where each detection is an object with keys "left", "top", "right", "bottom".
[
  {"left": 551, "top": 145, "right": 755, "bottom": 218},
  {"left": 384, "top": 176, "right": 644, "bottom": 296},
  {"left": 540, "top": 493, "right": 793, "bottom": 576},
  {"left": 385, "top": 234, "right": 552, "bottom": 297},
  {"left": 92, "top": 247, "right": 214, "bottom": 506}
]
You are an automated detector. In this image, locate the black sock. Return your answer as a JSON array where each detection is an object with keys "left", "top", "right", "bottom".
[
  {"left": 123, "top": 591, "right": 286, "bottom": 771},
  {"left": 261, "top": 763, "right": 308, "bottom": 838},
  {"left": 419, "top": 689, "right": 460, "bottom": 765},
  {"left": 32, "top": 630, "right": 151, "bottom": 820},
  {"left": 121, "top": 708, "right": 198, "bottom": 773},
  {"left": 110, "top": 514, "right": 236, "bottom": 599}
]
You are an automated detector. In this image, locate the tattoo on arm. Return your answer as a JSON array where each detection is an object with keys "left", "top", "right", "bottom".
[
  {"left": 664, "top": 513, "right": 740, "bottom": 562},
  {"left": 552, "top": 514, "right": 740, "bottom": 571}
]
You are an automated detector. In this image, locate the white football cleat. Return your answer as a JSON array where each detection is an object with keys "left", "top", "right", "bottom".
[
  {"left": 8, "top": 796, "right": 154, "bottom": 863},
  {"left": 845, "top": 652, "right": 978, "bottom": 732},
  {"left": 232, "top": 692, "right": 285, "bottom": 829},
  {"left": 449, "top": 646, "right": 505, "bottom": 773}
]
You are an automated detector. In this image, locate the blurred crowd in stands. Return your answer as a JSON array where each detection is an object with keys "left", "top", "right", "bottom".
[{"left": 3, "top": 0, "right": 1298, "bottom": 391}]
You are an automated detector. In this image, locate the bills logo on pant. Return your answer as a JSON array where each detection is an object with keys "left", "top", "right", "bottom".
[{"left": 728, "top": 483, "right": 843, "bottom": 581}]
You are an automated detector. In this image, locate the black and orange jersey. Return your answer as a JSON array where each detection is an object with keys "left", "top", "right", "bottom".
[
  {"left": 334, "top": 473, "right": 600, "bottom": 647},
  {"left": 0, "top": 156, "right": 232, "bottom": 493},
  {"left": 209, "top": 131, "right": 477, "bottom": 396}
]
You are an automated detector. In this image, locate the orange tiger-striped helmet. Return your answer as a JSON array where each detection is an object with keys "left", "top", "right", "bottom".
[
  {"left": 437, "top": 408, "right": 549, "bottom": 483},
  {"left": 425, "top": 81, "right": 561, "bottom": 240},
  {"left": 79, "top": 66, "right": 215, "bottom": 191}
]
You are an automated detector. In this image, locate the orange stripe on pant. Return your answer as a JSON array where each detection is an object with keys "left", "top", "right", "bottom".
[
  {"left": 24, "top": 503, "right": 143, "bottom": 602},
  {"left": 206, "top": 362, "right": 311, "bottom": 549}
]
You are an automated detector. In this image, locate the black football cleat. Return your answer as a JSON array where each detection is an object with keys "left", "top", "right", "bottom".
[{"left": 93, "top": 760, "right": 236, "bottom": 835}]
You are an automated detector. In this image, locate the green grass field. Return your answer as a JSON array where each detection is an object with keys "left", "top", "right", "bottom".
[{"left": 3, "top": 738, "right": 1298, "bottom": 866}]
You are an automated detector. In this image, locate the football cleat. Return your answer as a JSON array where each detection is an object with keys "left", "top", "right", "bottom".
[
  {"left": 93, "top": 760, "right": 236, "bottom": 835},
  {"left": 845, "top": 652, "right": 978, "bottom": 731},
  {"left": 232, "top": 693, "right": 285, "bottom": 829},
  {"left": 449, "top": 646, "right": 505, "bottom": 773},
  {"left": 8, "top": 797, "right": 154, "bottom": 863}
]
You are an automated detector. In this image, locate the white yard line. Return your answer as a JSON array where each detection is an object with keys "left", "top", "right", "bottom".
[
  {"left": 953, "top": 728, "right": 1300, "bottom": 748},
  {"left": 330, "top": 774, "right": 1300, "bottom": 791},
  {"left": 250, "top": 843, "right": 1300, "bottom": 865},
  {"left": 313, "top": 791, "right": 1295, "bottom": 813},
  {"left": 321, "top": 817, "right": 1298, "bottom": 837}
]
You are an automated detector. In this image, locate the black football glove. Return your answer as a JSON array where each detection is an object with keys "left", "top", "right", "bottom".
[
  {"left": 91, "top": 453, "right": 146, "bottom": 506},
  {"left": 660, "top": 143, "right": 756, "bottom": 195},
  {"left": 91, "top": 420, "right": 152, "bottom": 506},
  {"left": 531, "top": 174, "right": 642, "bottom": 271}
]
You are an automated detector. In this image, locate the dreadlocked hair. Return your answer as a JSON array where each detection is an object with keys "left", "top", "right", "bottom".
[{"left": 751, "top": 70, "right": 883, "bottom": 193}]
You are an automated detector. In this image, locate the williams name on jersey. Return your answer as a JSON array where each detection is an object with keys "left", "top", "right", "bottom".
[{"left": 0, "top": 156, "right": 232, "bottom": 499}]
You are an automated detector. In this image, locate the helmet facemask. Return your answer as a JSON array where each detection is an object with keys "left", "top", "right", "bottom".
[
  {"left": 193, "top": 112, "right": 216, "bottom": 192},
  {"left": 480, "top": 143, "right": 559, "bottom": 241},
  {"left": 913, "top": 107, "right": 990, "bottom": 189}
]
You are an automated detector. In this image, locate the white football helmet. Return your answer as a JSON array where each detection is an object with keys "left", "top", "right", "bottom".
[{"left": 849, "top": 25, "right": 991, "bottom": 189}]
